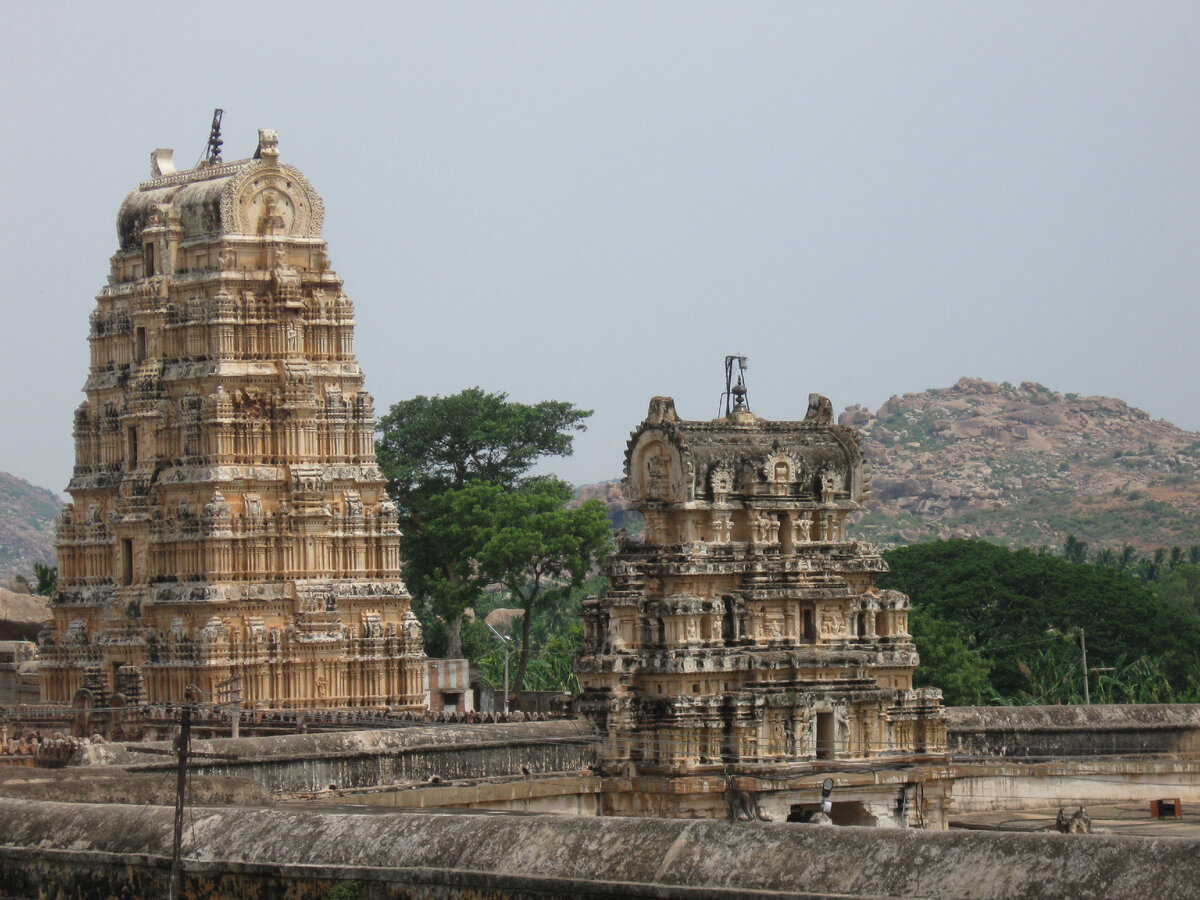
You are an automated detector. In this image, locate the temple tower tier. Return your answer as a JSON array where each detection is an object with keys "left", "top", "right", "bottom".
[
  {"left": 575, "top": 395, "right": 946, "bottom": 775},
  {"left": 41, "top": 130, "right": 425, "bottom": 709}
]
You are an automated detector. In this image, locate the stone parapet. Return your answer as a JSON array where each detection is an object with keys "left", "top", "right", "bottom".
[
  {"left": 1, "top": 798, "right": 1198, "bottom": 899},
  {"left": 74, "top": 719, "right": 599, "bottom": 794},
  {"left": 947, "top": 703, "right": 1200, "bottom": 759}
]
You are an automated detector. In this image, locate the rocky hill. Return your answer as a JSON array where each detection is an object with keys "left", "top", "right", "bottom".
[
  {"left": 577, "top": 378, "right": 1200, "bottom": 553},
  {"left": 0, "top": 472, "right": 60, "bottom": 583},
  {"left": 844, "top": 378, "right": 1200, "bottom": 550}
]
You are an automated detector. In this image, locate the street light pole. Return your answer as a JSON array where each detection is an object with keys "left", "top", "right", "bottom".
[
  {"left": 1079, "top": 628, "right": 1090, "bottom": 705},
  {"left": 486, "top": 622, "right": 512, "bottom": 715}
]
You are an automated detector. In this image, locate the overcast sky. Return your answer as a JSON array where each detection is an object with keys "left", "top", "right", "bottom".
[{"left": 2, "top": 2, "right": 1198, "bottom": 496}]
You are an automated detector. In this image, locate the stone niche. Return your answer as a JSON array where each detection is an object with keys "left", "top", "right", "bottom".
[
  {"left": 576, "top": 395, "right": 946, "bottom": 776},
  {"left": 40, "top": 130, "right": 425, "bottom": 710}
]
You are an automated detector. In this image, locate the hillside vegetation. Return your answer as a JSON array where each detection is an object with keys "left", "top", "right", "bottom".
[{"left": 0, "top": 472, "right": 59, "bottom": 583}]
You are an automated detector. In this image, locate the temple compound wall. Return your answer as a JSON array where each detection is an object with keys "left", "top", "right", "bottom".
[
  {"left": 947, "top": 703, "right": 1200, "bottom": 759},
  {"left": 39, "top": 131, "right": 425, "bottom": 708},
  {"left": 576, "top": 394, "right": 946, "bottom": 778},
  {"left": 72, "top": 719, "right": 599, "bottom": 795},
  {"left": 2, "top": 799, "right": 1198, "bottom": 899}
]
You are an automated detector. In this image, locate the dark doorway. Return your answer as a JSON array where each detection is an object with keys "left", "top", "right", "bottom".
[
  {"left": 816, "top": 711, "right": 835, "bottom": 760},
  {"left": 121, "top": 539, "right": 134, "bottom": 586}
]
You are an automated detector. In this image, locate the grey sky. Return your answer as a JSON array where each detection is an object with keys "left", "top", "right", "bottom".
[{"left": 2, "top": 2, "right": 1198, "bottom": 495}]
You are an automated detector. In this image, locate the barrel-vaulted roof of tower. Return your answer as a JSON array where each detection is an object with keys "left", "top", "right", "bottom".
[
  {"left": 116, "top": 131, "right": 324, "bottom": 251},
  {"left": 622, "top": 395, "right": 867, "bottom": 506}
]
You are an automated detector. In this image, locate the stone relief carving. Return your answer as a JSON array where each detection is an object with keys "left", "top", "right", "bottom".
[
  {"left": 710, "top": 463, "right": 733, "bottom": 501},
  {"left": 711, "top": 511, "right": 732, "bottom": 543}
]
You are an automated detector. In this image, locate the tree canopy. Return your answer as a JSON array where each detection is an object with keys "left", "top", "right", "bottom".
[
  {"left": 376, "top": 388, "right": 590, "bottom": 503},
  {"left": 375, "top": 388, "right": 607, "bottom": 694},
  {"left": 32, "top": 562, "right": 56, "bottom": 597},
  {"left": 427, "top": 478, "right": 611, "bottom": 694},
  {"left": 880, "top": 539, "right": 1200, "bottom": 705}
]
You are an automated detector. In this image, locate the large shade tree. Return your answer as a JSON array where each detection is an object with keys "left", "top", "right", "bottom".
[
  {"left": 376, "top": 388, "right": 607, "bottom": 672},
  {"left": 420, "top": 478, "right": 611, "bottom": 695}
]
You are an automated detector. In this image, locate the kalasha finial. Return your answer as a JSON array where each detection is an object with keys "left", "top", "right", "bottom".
[
  {"left": 720, "top": 355, "right": 750, "bottom": 417},
  {"left": 204, "top": 109, "right": 224, "bottom": 163}
]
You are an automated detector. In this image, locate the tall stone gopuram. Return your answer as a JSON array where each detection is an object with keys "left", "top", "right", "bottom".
[
  {"left": 577, "top": 390, "right": 946, "bottom": 779},
  {"left": 40, "top": 130, "right": 425, "bottom": 709}
]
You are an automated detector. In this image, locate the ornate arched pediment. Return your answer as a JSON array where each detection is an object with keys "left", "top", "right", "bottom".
[
  {"left": 630, "top": 437, "right": 677, "bottom": 502},
  {"left": 762, "top": 449, "right": 803, "bottom": 486},
  {"left": 709, "top": 463, "right": 734, "bottom": 500},
  {"left": 222, "top": 162, "right": 324, "bottom": 238},
  {"left": 625, "top": 430, "right": 694, "bottom": 504}
]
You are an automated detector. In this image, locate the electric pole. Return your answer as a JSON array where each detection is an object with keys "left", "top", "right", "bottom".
[
  {"left": 170, "top": 704, "right": 191, "bottom": 900},
  {"left": 1079, "top": 628, "right": 1090, "bottom": 705}
]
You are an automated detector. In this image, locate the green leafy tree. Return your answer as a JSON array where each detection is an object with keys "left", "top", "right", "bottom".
[
  {"left": 1152, "top": 563, "right": 1200, "bottom": 619},
  {"left": 376, "top": 388, "right": 588, "bottom": 499},
  {"left": 880, "top": 539, "right": 1200, "bottom": 703},
  {"left": 32, "top": 562, "right": 57, "bottom": 597},
  {"left": 479, "top": 622, "right": 586, "bottom": 694},
  {"left": 437, "top": 478, "right": 611, "bottom": 698},
  {"left": 1118, "top": 544, "right": 1137, "bottom": 571},
  {"left": 1062, "top": 534, "right": 1088, "bottom": 565},
  {"left": 375, "top": 388, "right": 592, "bottom": 658},
  {"left": 908, "top": 606, "right": 993, "bottom": 705}
]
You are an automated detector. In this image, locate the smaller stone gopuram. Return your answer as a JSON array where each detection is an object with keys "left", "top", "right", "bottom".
[{"left": 576, "top": 386, "right": 946, "bottom": 778}]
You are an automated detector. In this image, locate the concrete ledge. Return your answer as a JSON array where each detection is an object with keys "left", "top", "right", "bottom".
[
  {"left": 332, "top": 773, "right": 602, "bottom": 814},
  {"left": 947, "top": 704, "right": 1200, "bottom": 759},
  {"left": 946, "top": 704, "right": 1200, "bottom": 732},
  {"left": 77, "top": 719, "right": 600, "bottom": 794},
  {"left": 1, "top": 798, "right": 1199, "bottom": 899},
  {"left": 78, "top": 718, "right": 598, "bottom": 766}
]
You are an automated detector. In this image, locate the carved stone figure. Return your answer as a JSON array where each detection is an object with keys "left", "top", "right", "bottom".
[
  {"left": 765, "top": 514, "right": 780, "bottom": 543},
  {"left": 804, "top": 393, "right": 834, "bottom": 423},
  {"left": 792, "top": 511, "right": 812, "bottom": 543},
  {"left": 821, "top": 468, "right": 840, "bottom": 502},
  {"left": 711, "top": 512, "right": 732, "bottom": 543},
  {"left": 646, "top": 454, "right": 670, "bottom": 500}
]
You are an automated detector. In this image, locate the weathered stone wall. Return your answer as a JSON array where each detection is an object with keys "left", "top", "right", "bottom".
[
  {"left": 947, "top": 704, "right": 1200, "bottom": 758},
  {"left": 1, "top": 798, "right": 1198, "bottom": 899},
  {"left": 78, "top": 719, "right": 599, "bottom": 794},
  {"left": 0, "top": 767, "right": 272, "bottom": 806},
  {"left": 951, "top": 759, "right": 1200, "bottom": 813}
]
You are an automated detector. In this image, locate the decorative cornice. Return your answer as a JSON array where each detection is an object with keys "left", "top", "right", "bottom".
[{"left": 138, "top": 159, "right": 255, "bottom": 191}]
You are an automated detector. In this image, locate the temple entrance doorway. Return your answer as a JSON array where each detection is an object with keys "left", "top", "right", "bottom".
[{"left": 816, "top": 711, "right": 835, "bottom": 760}]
